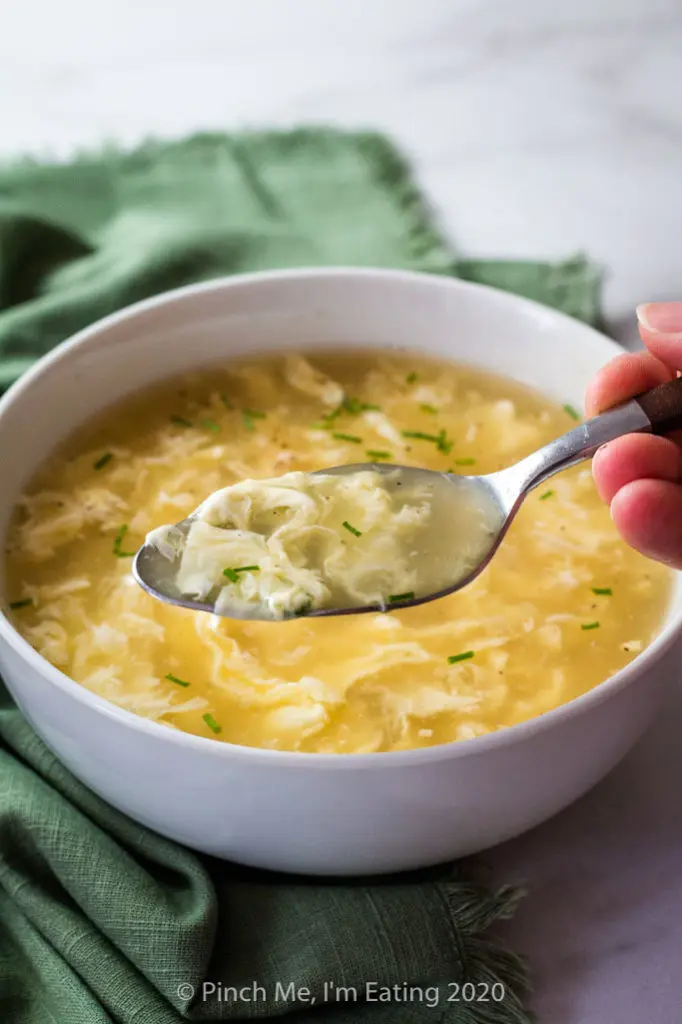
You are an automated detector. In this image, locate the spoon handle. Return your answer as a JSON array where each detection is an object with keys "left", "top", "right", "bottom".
[
  {"left": 496, "top": 378, "right": 682, "bottom": 503},
  {"left": 633, "top": 377, "right": 682, "bottom": 434}
]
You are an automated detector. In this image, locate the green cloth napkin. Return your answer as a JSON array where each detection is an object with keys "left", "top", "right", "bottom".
[{"left": 0, "top": 129, "right": 603, "bottom": 1024}]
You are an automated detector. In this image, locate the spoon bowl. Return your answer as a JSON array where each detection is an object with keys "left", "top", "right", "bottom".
[{"left": 132, "top": 463, "right": 507, "bottom": 618}]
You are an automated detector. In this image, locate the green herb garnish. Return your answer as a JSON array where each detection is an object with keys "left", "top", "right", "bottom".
[
  {"left": 402, "top": 430, "right": 441, "bottom": 443},
  {"left": 165, "top": 673, "right": 190, "bottom": 688},
  {"left": 437, "top": 429, "right": 452, "bottom": 455},
  {"left": 539, "top": 490, "right": 554, "bottom": 501},
  {"left": 406, "top": 372, "right": 418, "bottom": 384},
  {"left": 420, "top": 403, "right": 438, "bottom": 415},
  {"left": 592, "top": 587, "right": 612, "bottom": 596},
  {"left": 448, "top": 651, "right": 475, "bottom": 664},
  {"left": 342, "top": 521, "right": 362, "bottom": 537},
  {"left": 403, "top": 429, "right": 452, "bottom": 454},
  {"left": 454, "top": 458, "right": 476, "bottom": 467},
  {"left": 201, "top": 418, "right": 220, "bottom": 433},
  {"left": 320, "top": 406, "right": 344, "bottom": 425},
  {"left": 220, "top": 393, "right": 233, "bottom": 410},
  {"left": 581, "top": 621, "right": 600, "bottom": 631},
  {"left": 9, "top": 599, "right": 33, "bottom": 610},
  {"left": 366, "top": 450, "right": 392, "bottom": 460},
  {"left": 333, "top": 432, "right": 362, "bottom": 443},
  {"left": 203, "top": 713, "right": 222, "bottom": 734},
  {"left": 294, "top": 598, "right": 313, "bottom": 617},
  {"left": 223, "top": 565, "right": 260, "bottom": 583},
  {"left": 343, "top": 397, "right": 380, "bottom": 415},
  {"left": 112, "top": 525, "right": 136, "bottom": 558},
  {"left": 242, "top": 409, "right": 266, "bottom": 431},
  {"left": 388, "top": 592, "right": 415, "bottom": 603},
  {"left": 93, "top": 452, "right": 113, "bottom": 470},
  {"left": 563, "top": 404, "right": 580, "bottom": 420},
  {"left": 318, "top": 397, "right": 380, "bottom": 427},
  {"left": 170, "top": 415, "right": 193, "bottom": 428}
]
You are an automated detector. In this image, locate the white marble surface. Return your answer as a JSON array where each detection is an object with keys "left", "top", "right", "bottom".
[{"left": 2, "top": 1, "right": 682, "bottom": 1019}]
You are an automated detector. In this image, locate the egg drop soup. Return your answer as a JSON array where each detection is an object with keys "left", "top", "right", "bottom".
[{"left": 5, "top": 352, "right": 672, "bottom": 753}]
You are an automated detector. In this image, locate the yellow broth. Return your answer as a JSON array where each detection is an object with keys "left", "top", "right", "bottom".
[{"left": 5, "top": 351, "right": 672, "bottom": 753}]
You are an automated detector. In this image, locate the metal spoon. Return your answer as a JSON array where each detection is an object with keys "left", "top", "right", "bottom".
[{"left": 133, "top": 377, "right": 682, "bottom": 619}]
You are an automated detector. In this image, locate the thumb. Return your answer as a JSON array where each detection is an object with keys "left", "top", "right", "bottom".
[{"left": 637, "top": 302, "right": 682, "bottom": 367}]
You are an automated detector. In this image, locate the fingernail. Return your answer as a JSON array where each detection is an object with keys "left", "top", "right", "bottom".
[{"left": 636, "top": 302, "right": 682, "bottom": 334}]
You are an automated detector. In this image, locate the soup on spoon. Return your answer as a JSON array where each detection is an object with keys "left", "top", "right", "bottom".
[{"left": 138, "top": 467, "right": 502, "bottom": 619}]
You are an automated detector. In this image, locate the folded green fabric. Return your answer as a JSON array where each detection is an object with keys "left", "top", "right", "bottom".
[{"left": 0, "top": 129, "right": 602, "bottom": 1024}]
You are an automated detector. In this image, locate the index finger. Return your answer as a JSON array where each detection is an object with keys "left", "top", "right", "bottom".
[{"left": 584, "top": 350, "right": 673, "bottom": 418}]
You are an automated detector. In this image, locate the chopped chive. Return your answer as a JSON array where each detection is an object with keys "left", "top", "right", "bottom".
[
  {"left": 242, "top": 408, "right": 265, "bottom": 431},
  {"left": 201, "top": 418, "right": 220, "bottom": 433},
  {"left": 220, "top": 393, "right": 233, "bottom": 410},
  {"left": 223, "top": 565, "right": 260, "bottom": 581},
  {"left": 333, "top": 432, "right": 362, "bottom": 443},
  {"left": 581, "top": 621, "right": 600, "bottom": 631},
  {"left": 402, "top": 430, "right": 441, "bottom": 443},
  {"left": 388, "top": 591, "right": 415, "bottom": 603},
  {"left": 420, "top": 403, "right": 438, "bottom": 415},
  {"left": 448, "top": 651, "right": 475, "bottom": 664},
  {"left": 366, "top": 449, "right": 392, "bottom": 460},
  {"left": 113, "top": 525, "right": 136, "bottom": 558},
  {"left": 437, "top": 429, "right": 453, "bottom": 455},
  {"left": 165, "top": 672, "right": 190, "bottom": 688},
  {"left": 342, "top": 520, "right": 362, "bottom": 537},
  {"left": 402, "top": 428, "right": 452, "bottom": 453},
  {"left": 563, "top": 404, "right": 580, "bottom": 421},
  {"left": 9, "top": 598, "right": 33, "bottom": 610},
  {"left": 454, "top": 458, "right": 476, "bottom": 467},
  {"left": 406, "top": 372, "right": 418, "bottom": 384},
  {"left": 93, "top": 452, "right": 113, "bottom": 471},
  {"left": 344, "top": 398, "right": 362, "bottom": 415},
  {"left": 321, "top": 406, "right": 344, "bottom": 425},
  {"left": 592, "top": 587, "right": 612, "bottom": 596},
  {"left": 203, "top": 713, "right": 222, "bottom": 735},
  {"left": 170, "top": 415, "right": 193, "bottom": 428},
  {"left": 539, "top": 490, "right": 554, "bottom": 501},
  {"left": 343, "top": 397, "right": 380, "bottom": 415}
]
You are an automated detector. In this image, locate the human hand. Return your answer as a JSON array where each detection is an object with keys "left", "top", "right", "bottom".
[{"left": 586, "top": 302, "right": 682, "bottom": 568}]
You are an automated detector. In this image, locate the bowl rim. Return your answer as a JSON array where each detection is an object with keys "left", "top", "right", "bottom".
[{"left": 1, "top": 265, "right": 679, "bottom": 770}]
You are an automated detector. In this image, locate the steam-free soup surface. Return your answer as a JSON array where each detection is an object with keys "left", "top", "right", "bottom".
[{"left": 5, "top": 352, "right": 671, "bottom": 753}]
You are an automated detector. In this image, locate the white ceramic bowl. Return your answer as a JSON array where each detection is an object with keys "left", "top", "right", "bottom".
[{"left": 0, "top": 269, "right": 680, "bottom": 876}]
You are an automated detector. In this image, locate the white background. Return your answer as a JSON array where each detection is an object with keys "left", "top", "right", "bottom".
[{"left": 2, "top": 2, "right": 682, "bottom": 1020}]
